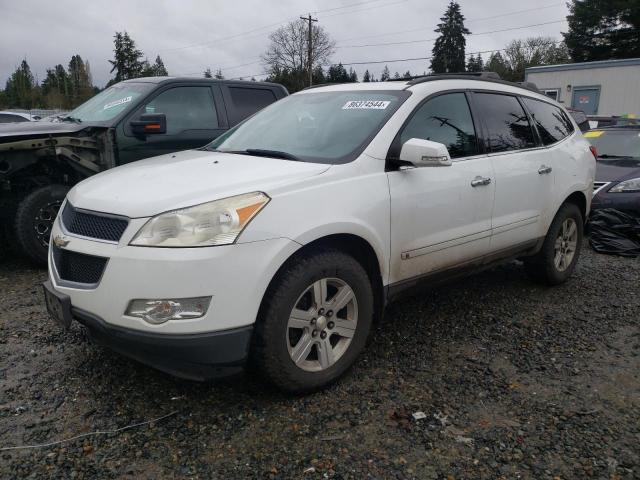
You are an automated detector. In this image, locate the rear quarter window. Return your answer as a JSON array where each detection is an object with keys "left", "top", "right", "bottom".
[
  {"left": 227, "top": 87, "right": 277, "bottom": 123},
  {"left": 522, "top": 98, "right": 574, "bottom": 145}
]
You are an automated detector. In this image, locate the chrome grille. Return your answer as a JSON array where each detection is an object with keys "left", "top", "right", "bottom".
[{"left": 61, "top": 203, "right": 129, "bottom": 242}]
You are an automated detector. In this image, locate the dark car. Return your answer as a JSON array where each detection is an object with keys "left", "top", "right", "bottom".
[
  {"left": 587, "top": 126, "right": 640, "bottom": 214},
  {"left": 0, "top": 77, "right": 288, "bottom": 264}
]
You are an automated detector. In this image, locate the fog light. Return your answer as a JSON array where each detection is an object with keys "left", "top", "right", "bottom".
[{"left": 125, "top": 297, "right": 211, "bottom": 324}]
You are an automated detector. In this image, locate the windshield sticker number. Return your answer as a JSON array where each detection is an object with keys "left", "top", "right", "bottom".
[
  {"left": 103, "top": 96, "right": 133, "bottom": 110},
  {"left": 342, "top": 100, "right": 390, "bottom": 110}
]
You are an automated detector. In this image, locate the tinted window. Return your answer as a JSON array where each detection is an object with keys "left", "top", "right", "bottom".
[
  {"left": 0, "top": 114, "right": 29, "bottom": 123},
  {"left": 400, "top": 93, "right": 478, "bottom": 158},
  {"left": 144, "top": 86, "right": 218, "bottom": 134},
  {"left": 586, "top": 130, "right": 640, "bottom": 159},
  {"left": 523, "top": 98, "right": 574, "bottom": 145},
  {"left": 228, "top": 87, "right": 277, "bottom": 122},
  {"left": 474, "top": 93, "right": 536, "bottom": 152}
]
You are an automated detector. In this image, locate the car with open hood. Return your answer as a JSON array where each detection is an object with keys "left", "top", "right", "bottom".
[{"left": 0, "top": 77, "right": 287, "bottom": 264}]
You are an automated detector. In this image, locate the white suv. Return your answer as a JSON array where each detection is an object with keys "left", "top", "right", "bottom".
[{"left": 43, "top": 75, "right": 596, "bottom": 392}]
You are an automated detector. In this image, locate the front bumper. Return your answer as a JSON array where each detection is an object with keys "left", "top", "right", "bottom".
[
  {"left": 591, "top": 190, "right": 640, "bottom": 214},
  {"left": 73, "top": 306, "right": 253, "bottom": 380}
]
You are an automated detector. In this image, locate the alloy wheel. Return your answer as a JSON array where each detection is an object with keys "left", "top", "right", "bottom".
[
  {"left": 286, "top": 277, "right": 358, "bottom": 372},
  {"left": 554, "top": 218, "right": 578, "bottom": 272}
]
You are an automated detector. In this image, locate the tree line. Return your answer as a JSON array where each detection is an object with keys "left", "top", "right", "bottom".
[{"left": 1, "top": 0, "right": 638, "bottom": 107}]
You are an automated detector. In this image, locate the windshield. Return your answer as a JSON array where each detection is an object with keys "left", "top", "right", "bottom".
[
  {"left": 65, "top": 82, "right": 155, "bottom": 123},
  {"left": 207, "top": 90, "right": 410, "bottom": 164},
  {"left": 586, "top": 129, "right": 640, "bottom": 159}
]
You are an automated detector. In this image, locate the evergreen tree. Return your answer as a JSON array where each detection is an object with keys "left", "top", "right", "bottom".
[
  {"left": 430, "top": 1, "right": 470, "bottom": 73},
  {"left": 327, "top": 63, "right": 350, "bottom": 83},
  {"left": 4, "top": 60, "right": 36, "bottom": 108},
  {"left": 68, "top": 54, "right": 93, "bottom": 105},
  {"left": 564, "top": 0, "right": 640, "bottom": 61},
  {"left": 348, "top": 68, "right": 358, "bottom": 82},
  {"left": 363, "top": 70, "right": 371, "bottom": 82},
  {"left": 312, "top": 65, "right": 326, "bottom": 84},
  {"left": 109, "top": 31, "right": 144, "bottom": 82},
  {"left": 466, "top": 54, "right": 483, "bottom": 72},
  {"left": 403, "top": 70, "right": 412, "bottom": 79},
  {"left": 380, "top": 66, "right": 391, "bottom": 81},
  {"left": 484, "top": 51, "right": 510, "bottom": 79},
  {"left": 204, "top": 68, "right": 212, "bottom": 78},
  {"left": 214, "top": 68, "right": 224, "bottom": 79},
  {"left": 393, "top": 71, "right": 401, "bottom": 79}
]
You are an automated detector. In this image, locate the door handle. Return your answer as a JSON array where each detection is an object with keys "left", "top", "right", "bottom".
[
  {"left": 471, "top": 176, "right": 492, "bottom": 187},
  {"left": 538, "top": 165, "right": 553, "bottom": 175}
]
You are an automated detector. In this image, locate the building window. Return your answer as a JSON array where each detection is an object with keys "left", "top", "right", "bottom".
[{"left": 543, "top": 89, "right": 560, "bottom": 101}]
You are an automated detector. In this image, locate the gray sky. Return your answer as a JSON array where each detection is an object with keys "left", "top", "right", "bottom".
[{"left": 1, "top": 0, "right": 570, "bottom": 88}]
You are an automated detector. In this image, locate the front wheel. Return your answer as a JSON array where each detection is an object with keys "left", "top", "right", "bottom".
[
  {"left": 525, "top": 203, "right": 583, "bottom": 285},
  {"left": 252, "top": 249, "right": 374, "bottom": 393},
  {"left": 14, "top": 184, "right": 69, "bottom": 266}
]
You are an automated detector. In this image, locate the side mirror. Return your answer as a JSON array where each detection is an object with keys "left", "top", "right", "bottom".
[
  {"left": 130, "top": 113, "right": 167, "bottom": 135},
  {"left": 399, "top": 138, "right": 452, "bottom": 167}
]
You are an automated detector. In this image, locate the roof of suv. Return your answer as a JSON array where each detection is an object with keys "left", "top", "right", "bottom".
[
  {"left": 121, "top": 76, "right": 286, "bottom": 89},
  {"left": 302, "top": 73, "right": 541, "bottom": 95}
]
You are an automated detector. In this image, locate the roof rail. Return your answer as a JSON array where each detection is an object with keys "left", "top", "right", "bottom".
[{"left": 405, "top": 72, "right": 540, "bottom": 93}]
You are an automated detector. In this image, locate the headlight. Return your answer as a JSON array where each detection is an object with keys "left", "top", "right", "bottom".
[
  {"left": 609, "top": 178, "right": 640, "bottom": 193},
  {"left": 130, "top": 192, "right": 269, "bottom": 247}
]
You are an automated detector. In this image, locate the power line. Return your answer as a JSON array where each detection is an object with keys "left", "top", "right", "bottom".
[
  {"left": 159, "top": 0, "right": 405, "bottom": 54},
  {"left": 333, "top": 2, "right": 566, "bottom": 43},
  {"left": 337, "top": 19, "right": 568, "bottom": 49}
]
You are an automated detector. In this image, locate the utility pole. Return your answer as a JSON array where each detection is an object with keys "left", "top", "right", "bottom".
[{"left": 300, "top": 14, "right": 318, "bottom": 87}]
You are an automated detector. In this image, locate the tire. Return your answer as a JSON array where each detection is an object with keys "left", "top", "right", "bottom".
[
  {"left": 14, "top": 184, "right": 69, "bottom": 266},
  {"left": 252, "top": 249, "right": 374, "bottom": 393},
  {"left": 525, "top": 203, "right": 583, "bottom": 285}
]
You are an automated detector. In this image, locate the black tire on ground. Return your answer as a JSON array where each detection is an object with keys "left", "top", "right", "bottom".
[
  {"left": 14, "top": 184, "right": 69, "bottom": 266},
  {"left": 525, "top": 202, "right": 584, "bottom": 285},
  {"left": 251, "top": 249, "right": 375, "bottom": 393}
]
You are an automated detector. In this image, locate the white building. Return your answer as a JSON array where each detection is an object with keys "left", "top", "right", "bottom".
[{"left": 525, "top": 58, "right": 640, "bottom": 116}]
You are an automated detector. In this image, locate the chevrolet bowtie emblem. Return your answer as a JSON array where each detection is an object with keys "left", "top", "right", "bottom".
[{"left": 53, "top": 235, "right": 70, "bottom": 248}]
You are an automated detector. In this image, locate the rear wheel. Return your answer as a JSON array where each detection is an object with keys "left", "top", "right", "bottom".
[
  {"left": 252, "top": 249, "right": 374, "bottom": 393},
  {"left": 14, "top": 184, "right": 68, "bottom": 266},
  {"left": 525, "top": 203, "right": 583, "bottom": 285}
]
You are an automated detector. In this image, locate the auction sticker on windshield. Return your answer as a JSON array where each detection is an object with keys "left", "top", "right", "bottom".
[
  {"left": 103, "top": 96, "right": 133, "bottom": 110},
  {"left": 342, "top": 100, "right": 390, "bottom": 110}
]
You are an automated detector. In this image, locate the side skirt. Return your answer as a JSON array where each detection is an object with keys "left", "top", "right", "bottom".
[{"left": 385, "top": 238, "right": 544, "bottom": 304}]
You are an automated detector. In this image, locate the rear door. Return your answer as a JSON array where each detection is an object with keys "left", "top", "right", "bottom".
[
  {"left": 387, "top": 91, "right": 495, "bottom": 283},
  {"left": 117, "top": 84, "right": 227, "bottom": 164},
  {"left": 472, "top": 92, "right": 552, "bottom": 251}
]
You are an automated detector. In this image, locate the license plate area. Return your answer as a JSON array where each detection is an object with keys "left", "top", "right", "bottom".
[{"left": 43, "top": 281, "right": 72, "bottom": 329}]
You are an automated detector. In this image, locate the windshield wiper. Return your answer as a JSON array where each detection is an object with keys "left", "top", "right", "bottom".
[{"left": 230, "top": 149, "right": 302, "bottom": 161}]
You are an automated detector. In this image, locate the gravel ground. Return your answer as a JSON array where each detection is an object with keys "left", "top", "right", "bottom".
[{"left": 1, "top": 246, "right": 639, "bottom": 479}]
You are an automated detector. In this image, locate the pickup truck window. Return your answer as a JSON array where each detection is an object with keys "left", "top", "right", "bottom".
[
  {"left": 66, "top": 82, "right": 155, "bottom": 123},
  {"left": 144, "top": 86, "right": 219, "bottom": 134},
  {"left": 400, "top": 93, "right": 478, "bottom": 158},
  {"left": 228, "top": 87, "right": 277, "bottom": 122},
  {"left": 208, "top": 90, "right": 410, "bottom": 164}
]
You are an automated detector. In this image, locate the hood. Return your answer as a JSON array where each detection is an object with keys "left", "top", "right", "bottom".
[
  {"left": 0, "top": 120, "right": 94, "bottom": 139},
  {"left": 67, "top": 150, "right": 331, "bottom": 217},
  {"left": 596, "top": 158, "right": 640, "bottom": 182}
]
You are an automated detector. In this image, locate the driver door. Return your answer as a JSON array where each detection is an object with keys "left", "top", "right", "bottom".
[
  {"left": 117, "top": 84, "right": 227, "bottom": 164},
  {"left": 387, "top": 92, "right": 495, "bottom": 284}
]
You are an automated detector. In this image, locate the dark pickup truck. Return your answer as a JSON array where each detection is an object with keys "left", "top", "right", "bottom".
[{"left": 0, "top": 77, "right": 288, "bottom": 264}]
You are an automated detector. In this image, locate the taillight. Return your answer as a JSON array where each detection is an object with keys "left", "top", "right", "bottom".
[{"left": 589, "top": 145, "right": 598, "bottom": 160}]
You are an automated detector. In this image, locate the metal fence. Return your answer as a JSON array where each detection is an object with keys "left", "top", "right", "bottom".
[{"left": 4, "top": 109, "right": 69, "bottom": 120}]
